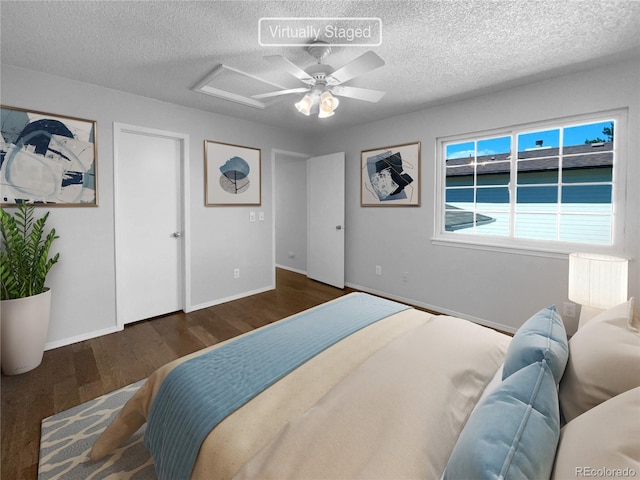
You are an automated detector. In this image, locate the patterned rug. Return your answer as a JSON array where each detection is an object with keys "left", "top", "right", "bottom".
[{"left": 38, "top": 379, "right": 157, "bottom": 479}]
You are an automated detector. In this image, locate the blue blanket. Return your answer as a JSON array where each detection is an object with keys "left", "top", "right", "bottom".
[{"left": 144, "top": 293, "right": 410, "bottom": 480}]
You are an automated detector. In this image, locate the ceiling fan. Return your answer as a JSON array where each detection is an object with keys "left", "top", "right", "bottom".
[{"left": 253, "top": 41, "right": 386, "bottom": 118}]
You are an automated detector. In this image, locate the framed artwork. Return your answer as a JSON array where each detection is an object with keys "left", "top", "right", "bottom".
[
  {"left": 361, "top": 141, "right": 420, "bottom": 206},
  {"left": 0, "top": 105, "right": 98, "bottom": 206},
  {"left": 205, "top": 140, "right": 261, "bottom": 205}
]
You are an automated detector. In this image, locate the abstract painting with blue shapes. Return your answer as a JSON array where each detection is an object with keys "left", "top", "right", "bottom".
[
  {"left": 361, "top": 142, "right": 420, "bottom": 206},
  {"left": 366, "top": 151, "right": 414, "bottom": 201},
  {"left": 0, "top": 107, "right": 97, "bottom": 205},
  {"left": 205, "top": 140, "right": 261, "bottom": 205},
  {"left": 219, "top": 156, "right": 250, "bottom": 194}
]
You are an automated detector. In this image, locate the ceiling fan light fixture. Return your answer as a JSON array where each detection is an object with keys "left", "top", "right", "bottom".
[
  {"left": 266, "top": 43, "right": 386, "bottom": 120},
  {"left": 295, "top": 94, "right": 313, "bottom": 116},
  {"left": 320, "top": 91, "right": 339, "bottom": 112},
  {"left": 318, "top": 106, "right": 335, "bottom": 118}
]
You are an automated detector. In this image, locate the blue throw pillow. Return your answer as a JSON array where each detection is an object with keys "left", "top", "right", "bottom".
[
  {"left": 444, "top": 360, "right": 560, "bottom": 480},
  {"left": 502, "top": 305, "right": 568, "bottom": 384}
]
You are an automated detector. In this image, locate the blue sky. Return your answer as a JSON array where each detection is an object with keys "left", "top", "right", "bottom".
[{"left": 446, "top": 120, "right": 613, "bottom": 159}]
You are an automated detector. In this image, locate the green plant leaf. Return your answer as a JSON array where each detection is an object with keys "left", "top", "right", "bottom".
[{"left": 0, "top": 204, "right": 60, "bottom": 300}]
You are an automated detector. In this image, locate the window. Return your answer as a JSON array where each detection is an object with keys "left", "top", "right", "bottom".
[{"left": 435, "top": 111, "right": 626, "bottom": 254}]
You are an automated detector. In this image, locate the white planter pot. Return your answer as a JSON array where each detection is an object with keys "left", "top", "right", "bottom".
[{"left": 1, "top": 288, "right": 51, "bottom": 375}]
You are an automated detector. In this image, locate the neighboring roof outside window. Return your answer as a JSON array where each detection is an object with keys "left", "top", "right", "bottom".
[
  {"left": 445, "top": 205, "right": 496, "bottom": 231},
  {"left": 445, "top": 142, "right": 613, "bottom": 177}
]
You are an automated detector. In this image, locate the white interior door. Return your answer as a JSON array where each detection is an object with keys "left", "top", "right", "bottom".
[
  {"left": 115, "top": 124, "right": 185, "bottom": 326},
  {"left": 307, "top": 152, "right": 345, "bottom": 288}
]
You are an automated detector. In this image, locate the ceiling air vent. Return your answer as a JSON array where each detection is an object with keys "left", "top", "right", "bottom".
[{"left": 192, "top": 64, "right": 288, "bottom": 109}]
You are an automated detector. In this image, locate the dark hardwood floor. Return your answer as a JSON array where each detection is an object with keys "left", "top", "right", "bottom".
[{"left": 1, "top": 268, "right": 356, "bottom": 480}]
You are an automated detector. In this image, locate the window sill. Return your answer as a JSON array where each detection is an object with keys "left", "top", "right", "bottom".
[{"left": 430, "top": 235, "right": 621, "bottom": 259}]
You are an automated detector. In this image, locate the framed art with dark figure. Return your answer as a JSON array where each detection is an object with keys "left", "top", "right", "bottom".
[
  {"left": 361, "top": 141, "right": 420, "bottom": 206},
  {"left": 204, "top": 140, "right": 261, "bottom": 206},
  {"left": 0, "top": 105, "right": 98, "bottom": 206}
]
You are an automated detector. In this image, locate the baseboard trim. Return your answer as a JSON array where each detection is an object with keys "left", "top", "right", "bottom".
[
  {"left": 45, "top": 280, "right": 514, "bottom": 351},
  {"left": 45, "top": 325, "right": 123, "bottom": 351},
  {"left": 45, "top": 286, "right": 278, "bottom": 349},
  {"left": 189, "top": 285, "right": 276, "bottom": 312},
  {"left": 345, "top": 282, "right": 516, "bottom": 335},
  {"left": 275, "top": 264, "right": 307, "bottom": 276}
]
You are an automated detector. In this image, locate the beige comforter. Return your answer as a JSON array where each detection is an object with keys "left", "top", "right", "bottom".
[{"left": 91, "top": 295, "right": 510, "bottom": 479}]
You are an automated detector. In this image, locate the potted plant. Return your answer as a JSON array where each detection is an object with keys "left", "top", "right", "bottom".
[{"left": 0, "top": 203, "right": 60, "bottom": 375}]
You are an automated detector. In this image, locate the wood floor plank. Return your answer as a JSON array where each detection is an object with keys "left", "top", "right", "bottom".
[
  {"left": 53, "top": 377, "right": 80, "bottom": 412},
  {"left": 73, "top": 346, "right": 101, "bottom": 386},
  {"left": 1, "top": 269, "right": 351, "bottom": 479}
]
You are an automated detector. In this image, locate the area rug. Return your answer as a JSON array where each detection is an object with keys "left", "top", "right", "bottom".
[{"left": 38, "top": 379, "right": 157, "bottom": 479}]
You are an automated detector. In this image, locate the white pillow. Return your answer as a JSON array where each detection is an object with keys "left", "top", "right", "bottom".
[
  {"left": 472, "top": 364, "right": 504, "bottom": 413},
  {"left": 559, "top": 298, "right": 640, "bottom": 422},
  {"left": 627, "top": 297, "right": 640, "bottom": 333},
  {"left": 552, "top": 387, "right": 640, "bottom": 479}
]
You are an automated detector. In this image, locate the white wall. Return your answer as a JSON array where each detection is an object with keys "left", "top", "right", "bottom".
[
  {"left": 310, "top": 59, "right": 640, "bottom": 336},
  {"left": 3, "top": 58, "right": 638, "bottom": 347},
  {"left": 274, "top": 151, "right": 309, "bottom": 273},
  {"left": 1, "top": 65, "right": 312, "bottom": 348}
]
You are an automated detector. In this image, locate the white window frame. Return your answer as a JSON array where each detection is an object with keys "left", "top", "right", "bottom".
[{"left": 432, "top": 109, "right": 628, "bottom": 258}]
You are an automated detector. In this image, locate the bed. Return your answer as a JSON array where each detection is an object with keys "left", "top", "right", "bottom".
[{"left": 90, "top": 292, "right": 640, "bottom": 479}]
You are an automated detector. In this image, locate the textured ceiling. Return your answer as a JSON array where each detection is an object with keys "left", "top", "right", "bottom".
[{"left": 1, "top": 1, "right": 639, "bottom": 134}]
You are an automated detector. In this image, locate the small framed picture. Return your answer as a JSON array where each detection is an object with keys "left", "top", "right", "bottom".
[
  {"left": 204, "top": 140, "right": 261, "bottom": 206},
  {"left": 0, "top": 105, "right": 98, "bottom": 206},
  {"left": 361, "top": 141, "right": 420, "bottom": 206}
]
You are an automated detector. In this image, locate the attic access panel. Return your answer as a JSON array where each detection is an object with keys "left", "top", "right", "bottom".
[{"left": 193, "top": 64, "right": 289, "bottom": 109}]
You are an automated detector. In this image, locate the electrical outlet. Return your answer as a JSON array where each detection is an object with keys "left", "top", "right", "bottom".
[
  {"left": 375, "top": 265, "right": 382, "bottom": 276},
  {"left": 234, "top": 268, "right": 240, "bottom": 279},
  {"left": 402, "top": 271, "right": 409, "bottom": 283},
  {"left": 563, "top": 302, "right": 576, "bottom": 318}
]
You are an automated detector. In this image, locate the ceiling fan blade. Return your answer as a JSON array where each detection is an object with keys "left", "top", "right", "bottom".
[
  {"left": 252, "top": 88, "right": 309, "bottom": 99},
  {"left": 326, "top": 51, "right": 385, "bottom": 86},
  {"left": 331, "top": 85, "right": 386, "bottom": 103},
  {"left": 264, "top": 55, "right": 315, "bottom": 84}
]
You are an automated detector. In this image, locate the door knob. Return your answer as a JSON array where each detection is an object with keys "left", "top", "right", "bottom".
[
  {"left": 336, "top": 225, "right": 342, "bottom": 230},
  {"left": 172, "top": 232, "right": 182, "bottom": 237}
]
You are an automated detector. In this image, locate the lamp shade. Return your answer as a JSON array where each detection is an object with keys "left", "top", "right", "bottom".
[
  {"left": 318, "top": 107, "right": 335, "bottom": 118},
  {"left": 295, "top": 94, "right": 313, "bottom": 116},
  {"left": 318, "top": 91, "right": 339, "bottom": 118},
  {"left": 568, "top": 253, "right": 628, "bottom": 309}
]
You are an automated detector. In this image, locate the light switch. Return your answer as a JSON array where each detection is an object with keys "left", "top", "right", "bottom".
[
  {"left": 250, "top": 211, "right": 256, "bottom": 222},
  {"left": 259, "top": 211, "right": 265, "bottom": 221}
]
